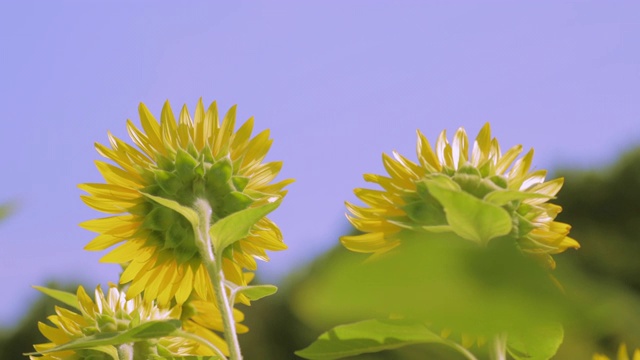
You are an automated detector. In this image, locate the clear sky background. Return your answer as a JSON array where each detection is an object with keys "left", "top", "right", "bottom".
[{"left": 0, "top": 1, "right": 639, "bottom": 326}]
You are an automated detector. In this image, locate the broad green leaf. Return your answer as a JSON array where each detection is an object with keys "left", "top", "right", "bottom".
[
  {"left": 293, "top": 240, "right": 568, "bottom": 335},
  {"left": 506, "top": 322, "right": 564, "bottom": 360},
  {"left": 483, "top": 190, "right": 551, "bottom": 206},
  {"left": 141, "top": 192, "right": 199, "bottom": 227},
  {"left": 209, "top": 197, "right": 281, "bottom": 252},
  {"left": 424, "top": 179, "right": 512, "bottom": 245},
  {"left": 33, "top": 286, "right": 79, "bottom": 310},
  {"left": 296, "top": 319, "right": 443, "bottom": 359},
  {"left": 235, "top": 285, "right": 278, "bottom": 301},
  {"left": 28, "top": 320, "right": 182, "bottom": 355}
]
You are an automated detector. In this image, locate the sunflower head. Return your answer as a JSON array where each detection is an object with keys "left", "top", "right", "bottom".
[
  {"left": 341, "top": 123, "right": 579, "bottom": 268},
  {"left": 80, "top": 99, "right": 292, "bottom": 305},
  {"left": 594, "top": 344, "right": 640, "bottom": 360},
  {"left": 30, "top": 284, "right": 197, "bottom": 360}
]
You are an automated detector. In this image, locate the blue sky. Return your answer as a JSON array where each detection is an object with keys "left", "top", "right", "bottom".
[{"left": 0, "top": 1, "right": 639, "bottom": 326}]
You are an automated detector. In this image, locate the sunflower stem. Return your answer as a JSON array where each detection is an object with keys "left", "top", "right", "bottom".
[
  {"left": 489, "top": 333, "right": 507, "bottom": 360},
  {"left": 193, "top": 199, "right": 243, "bottom": 360}
]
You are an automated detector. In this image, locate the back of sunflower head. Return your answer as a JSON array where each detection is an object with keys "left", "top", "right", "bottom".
[{"left": 28, "top": 99, "right": 292, "bottom": 360}]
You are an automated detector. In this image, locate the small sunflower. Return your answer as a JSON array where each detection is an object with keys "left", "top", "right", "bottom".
[
  {"left": 594, "top": 344, "right": 640, "bottom": 360},
  {"left": 30, "top": 284, "right": 240, "bottom": 359},
  {"left": 80, "top": 99, "right": 292, "bottom": 305},
  {"left": 342, "top": 123, "right": 579, "bottom": 268}
]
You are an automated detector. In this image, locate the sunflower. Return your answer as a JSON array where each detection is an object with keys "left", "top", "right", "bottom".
[
  {"left": 80, "top": 99, "right": 292, "bottom": 306},
  {"left": 30, "top": 284, "right": 240, "bottom": 359},
  {"left": 341, "top": 123, "right": 579, "bottom": 268},
  {"left": 594, "top": 344, "right": 640, "bottom": 360}
]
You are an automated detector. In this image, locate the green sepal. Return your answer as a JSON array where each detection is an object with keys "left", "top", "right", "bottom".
[
  {"left": 506, "top": 322, "right": 564, "bottom": 360},
  {"left": 175, "top": 148, "right": 199, "bottom": 177},
  {"left": 143, "top": 206, "right": 175, "bottom": 231},
  {"left": 141, "top": 192, "right": 199, "bottom": 229},
  {"left": 424, "top": 177, "right": 512, "bottom": 245},
  {"left": 221, "top": 191, "right": 253, "bottom": 215},
  {"left": 206, "top": 158, "right": 233, "bottom": 189},
  {"left": 164, "top": 222, "right": 188, "bottom": 249},
  {"left": 231, "top": 176, "right": 250, "bottom": 192},
  {"left": 295, "top": 319, "right": 444, "bottom": 360},
  {"left": 209, "top": 197, "right": 282, "bottom": 254},
  {"left": 33, "top": 286, "right": 79, "bottom": 310},
  {"left": 25, "top": 320, "right": 182, "bottom": 355},
  {"left": 153, "top": 170, "right": 181, "bottom": 196}
]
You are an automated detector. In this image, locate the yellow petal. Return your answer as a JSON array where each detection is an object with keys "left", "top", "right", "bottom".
[
  {"left": 138, "top": 102, "right": 165, "bottom": 155},
  {"left": 84, "top": 234, "right": 125, "bottom": 251},
  {"left": 38, "top": 322, "right": 70, "bottom": 344},
  {"left": 416, "top": 130, "right": 441, "bottom": 172},
  {"left": 471, "top": 123, "right": 491, "bottom": 166},
  {"left": 175, "top": 265, "right": 194, "bottom": 304},
  {"left": 230, "top": 117, "right": 254, "bottom": 158},
  {"left": 94, "top": 161, "right": 142, "bottom": 189},
  {"left": 451, "top": 127, "right": 469, "bottom": 169},
  {"left": 160, "top": 100, "right": 179, "bottom": 148},
  {"left": 193, "top": 98, "right": 207, "bottom": 150},
  {"left": 241, "top": 129, "right": 272, "bottom": 169},
  {"left": 495, "top": 144, "right": 523, "bottom": 175},
  {"left": 213, "top": 105, "right": 237, "bottom": 156}
]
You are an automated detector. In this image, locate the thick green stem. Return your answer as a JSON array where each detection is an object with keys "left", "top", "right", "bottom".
[
  {"left": 489, "top": 333, "right": 507, "bottom": 360},
  {"left": 194, "top": 199, "right": 243, "bottom": 360}
]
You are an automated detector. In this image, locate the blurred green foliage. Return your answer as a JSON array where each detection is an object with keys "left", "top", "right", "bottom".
[
  {"left": 0, "top": 202, "right": 14, "bottom": 222},
  {"left": 3, "top": 148, "right": 640, "bottom": 359}
]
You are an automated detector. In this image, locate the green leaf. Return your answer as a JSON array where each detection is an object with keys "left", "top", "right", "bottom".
[
  {"left": 236, "top": 285, "right": 278, "bottom": 301},
  {"left": 483, "top": 190, "right": 552, "bottom": 206},
  {"left": 506, "top": 322, "right": 564, "bottom": 360},
  {"left": 293, "top": 240, "right": 569, "bottom": 335},
  {"left": 296, "top": 319, "right": 443, "bottom": 359},
  {"left": 33, "top": 286, "right": 79, "bottom": 310},
  {"left": 124, "top": 319, "right": 182, "bottom": 339},
  {"left": 141, "top": 192, "right": 199, "bottom": 227},
  {"left": 27, "top": 320, "right": 182, "bottom": 355},
  {"left": 209, "top": 197, "right": 281, "bottom": 252},
  {"left": 424, "top": 179, "right": 512, "bottom": 245}
]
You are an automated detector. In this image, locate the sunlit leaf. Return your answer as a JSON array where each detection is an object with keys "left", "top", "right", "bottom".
[
  {"left": 141, "top": 192, "right": 199, "bottom": 227},
  {"left": 424, "top": 179, "right": 512, "bottom": 245},
  {"left": 296, "top": 319, "right": 443, "bottom": 359},
  {"left": 235, "top": 284, "right": 278, "bottom": 301},
  {"left": 27, "top": 320, "right": 181, "bottom": 355},
  {"left": 293, "top": 239, "right": 569, "bottom": 335},
  {"left": 209, "top": 197, "right": 281, "bottom": 252},
  {"left": 506, "top": 322, "right": 564, "bottom": 360}
]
